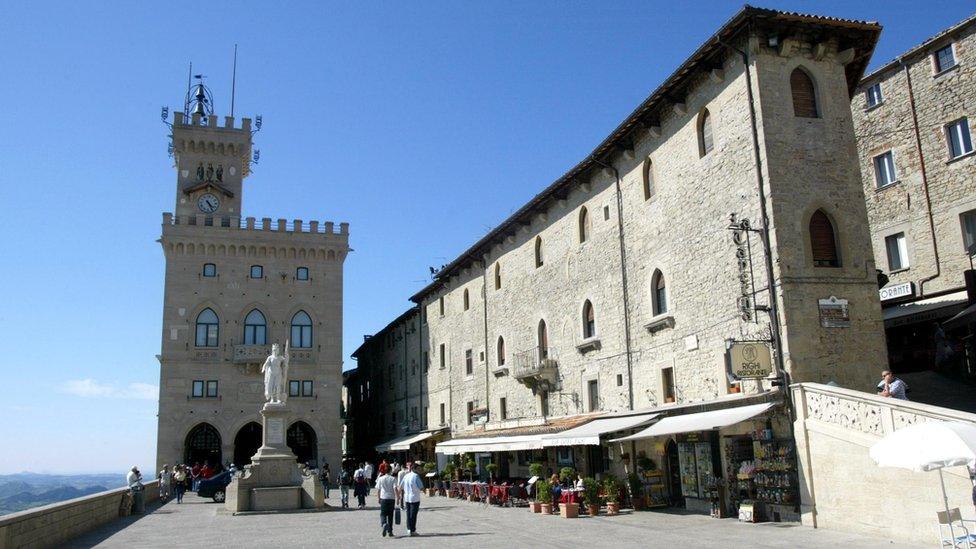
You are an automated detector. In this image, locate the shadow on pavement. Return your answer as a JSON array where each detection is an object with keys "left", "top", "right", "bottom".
[{"left": 62, "top": 499, "right": 166, "bottom": 548}]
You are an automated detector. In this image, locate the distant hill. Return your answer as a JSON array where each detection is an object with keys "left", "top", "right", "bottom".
[{"left": 0, "top": 473, "right": 124, "bottom": 515}]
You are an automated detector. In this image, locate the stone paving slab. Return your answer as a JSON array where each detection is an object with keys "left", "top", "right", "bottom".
[{"left": 65, "top": 492, "right": 918, "bottom": 548}]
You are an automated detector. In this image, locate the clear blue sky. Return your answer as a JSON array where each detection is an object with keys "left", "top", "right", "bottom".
[{"left": 0, "top": 1, "right": 971, "bottom": 474}]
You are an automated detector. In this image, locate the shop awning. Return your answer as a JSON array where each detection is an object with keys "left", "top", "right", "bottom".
[
  {"left": 943, "top": 302, "right": 976, "bottom": 329},
  {"left": 610, "top": 402, "right": 774, "bottom": 442},
  {"left": 540, "top": 413, "right": 660, "bottom": 447},
  {"left": 435, "top": 434, "right": 543, "bottom": 455},
  {"left": 375, "top": 430, "right": 440, "bottom": 453},
  {"left": 883, "top": 290, "right": 968, "bottom": 327}
]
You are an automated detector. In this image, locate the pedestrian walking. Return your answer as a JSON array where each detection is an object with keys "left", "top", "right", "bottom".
[
  {"left": 158, "top": 465, "right": 172, "bottom": 501},
  {"left": 376, "top": 463, "right": 397, "bottom": 538},
  {"left": 339, "top": 468, "right": 351, "bottom": 508},
  {"left": 397, "top": 461, "right": 424, "bottom": 537},
  {"left": 354, "top": 465, "right": 368, "bottom": 509},
  {"left": 364, "top": 461, "right": 374, "bottom": 495},
  {"left": 173, "top": 466, "right": 187, "bottom": 504},
  {"left": 319, "top": 461, "right": 331, "bottom": 500}
]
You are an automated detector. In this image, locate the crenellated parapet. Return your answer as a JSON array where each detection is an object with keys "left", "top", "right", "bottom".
[{"left": 162, "top": 212, "right": 348, "bottom": 235}]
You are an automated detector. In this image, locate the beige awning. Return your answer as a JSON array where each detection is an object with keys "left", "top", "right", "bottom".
[
  {"left": 610, "top": 402, "right": 774, "bottom": 442},
  {"left": 435, "top": 435, "right": 543, "bottom": 455},
  {"left": 375, "top": 430, "right": 440, "bottom": 453},
  {"left": 540, "top": 413, "right": 660, "bottom": 447}
]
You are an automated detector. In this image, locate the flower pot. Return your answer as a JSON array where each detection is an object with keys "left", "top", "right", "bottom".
[
  {"left": 560, "top": 502, "right": 579, "bottom": 518},
  {"left": 587, "top": 504, "right": 600, "bottom": 516},
  {"left": 606, "top": 502, "right": 619, "bottom": 516},
  {"left": 530, "top": 501, "right": 542, "bottom": 513},
  {"left": 540, "top": 503, "right": 553, "bottom": 515}
]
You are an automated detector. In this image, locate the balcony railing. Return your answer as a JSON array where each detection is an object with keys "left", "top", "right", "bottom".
[{"left": 513, "top": 346, "right": 558, "bottom": 389}]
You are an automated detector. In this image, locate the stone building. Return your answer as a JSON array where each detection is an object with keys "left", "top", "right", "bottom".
[
  {"left": 852, "top": 14, "right": 976, "bottom": 377},
  {"left": 155, "top": 89, "right": 349, "bottom": 472},
  {"left": 349, "top": 6, "right": 888, "bottom": 518}
]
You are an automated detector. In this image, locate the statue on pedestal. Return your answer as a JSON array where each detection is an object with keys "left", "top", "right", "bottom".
[{"left": 261, "top": 341, "right": 289, "bottom": 404}]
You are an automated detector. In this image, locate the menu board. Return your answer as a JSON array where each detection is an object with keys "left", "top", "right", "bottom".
[{"left": 678, "top": 444, "right": 700, "bottom": 498}]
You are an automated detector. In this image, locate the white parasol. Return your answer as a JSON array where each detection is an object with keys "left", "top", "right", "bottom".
[{"left": 869, "top": 421, "right": 976, "bottom": 545}]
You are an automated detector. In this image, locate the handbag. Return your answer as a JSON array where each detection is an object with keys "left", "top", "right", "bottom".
[{"left": 394, "top": 506, "right": 401, "bottom": 525}]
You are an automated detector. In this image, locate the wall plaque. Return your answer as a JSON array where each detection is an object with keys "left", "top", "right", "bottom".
[
  {"left": 818, "top": 296, "right": 850, "bottom": 328},
  {"left": 266, "top": 418, "right": 284, "bottom": 445}
]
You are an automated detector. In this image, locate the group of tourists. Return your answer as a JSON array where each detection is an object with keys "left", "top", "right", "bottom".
[{"left": 155, "top": 461, "right": 226, "bottom": 504}]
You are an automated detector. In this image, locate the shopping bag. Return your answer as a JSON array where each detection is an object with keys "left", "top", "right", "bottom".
[{"left": 394, "top": 506, "right": 401, "bottom": 525}]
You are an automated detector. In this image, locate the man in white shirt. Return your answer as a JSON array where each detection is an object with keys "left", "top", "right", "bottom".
[
  {"left": 397, "top": 462, "right": 424, "bottom": 537},
  {"left": 126, "top": 466, "right": 143, "bottom": 489},
  {"left": 364, "top": 461, "right": 374, "bottom": 494}
]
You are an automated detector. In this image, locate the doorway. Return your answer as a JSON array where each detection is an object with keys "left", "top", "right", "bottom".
[
  {"left": 287, "top": 421, "right": 318, "bottom": 465},
  {"left": 233, "top": 422, "right": 262, "bottom": 467},
  {"left": 665, "top": 438, "right": 682, "bottom": 507},
  {"left": 184, "top": 423, "right": 222, "bottom": 466}
]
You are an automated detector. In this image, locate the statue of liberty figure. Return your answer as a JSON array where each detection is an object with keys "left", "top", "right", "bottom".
[{"left": 261, "top": 341, "right": 290, "bottom": 404}]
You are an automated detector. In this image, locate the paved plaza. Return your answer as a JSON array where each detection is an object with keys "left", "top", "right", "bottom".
[{"left": 65, "top": 492, "right": 917, "bottom": 548}]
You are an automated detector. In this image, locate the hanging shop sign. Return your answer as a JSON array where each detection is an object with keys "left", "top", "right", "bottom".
[
  {"left": 729, "top": 342, "right": 773, "bottom": 379},
  {"left": 818, "top": 296, "right": 851, "bottom": 328}
]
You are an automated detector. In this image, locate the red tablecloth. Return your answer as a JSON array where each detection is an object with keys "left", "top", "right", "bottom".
[{"left": 559, "top": 490, "right": 581, "bottom": 504}]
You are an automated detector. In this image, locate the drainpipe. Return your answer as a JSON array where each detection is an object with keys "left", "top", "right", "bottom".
[
  {"left": 481, "top": 256, "right": 491, "bottom": 424},
  {"left": 590, "top": 157, "right": 635, "bottom": 412},
  {"left": 901, "top": 60, "right": 941, "bottom": 296}
]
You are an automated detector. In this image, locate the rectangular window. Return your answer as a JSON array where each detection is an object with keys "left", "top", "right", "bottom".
[
  {"left": 203, "top": 263, "right": 217, "bottom": 277},
  {"left": 439, "top": 296, "right": 444, "bottom": 316},
  {"left": 865, "top": 83, "right": 883, "bottom": 108},
  {"left": 946, "top": 118, "right": 973, "bottom": 159},
  {"left": 192, "top": 380, "right": 204, "bottom": 398},
  {"left": 250, "top": 265, "right": 263, "bottom": 279},
  {"left": 467, "top": 401, "right": 474, "bottom": 425},
  {"left": 289, "top": 380, "right": 300, "bottom": 397},
  {"left": 603, "top": 205, "right": 610, "bottom": 220},
  {"left": 616, "top": 374, "right": 623, "bottom": 387},
  {"left": 439, "top": 344, "right": 446, "bottom": 369},
  {"left": 500, "top": 397, "right": 507, "bottom": 421},
  {"left": 423, "top": 406, "right": 428, "bottom": 428},
  {"left": 662, "top": 367, "right": 675, "bottom": 402},
  {"left": 302, "top": 380, "right": 313, "bottom": 396},
  {"left": 873, "top": 151, "right": 897, "bottom": 188},
  {"left": 962, "top": 210, "right": 976, "bottom": 253},
  {"left": 935, "top": 44, "right": 956, "bottom": 73},
  {"left": 587, "top": 379, "right": 600, "bottom": 412},
  {"left": 439, "top": 403, "right": 446, "bottom": 425},
  {"left": 296, "top": 267, "right": 309, "bottom": 280},
  {"left": 206, "top": 380, "right": 218, "bottom": 398},
  {"left": 885, "top": 232, "right": 910, "bottom": 271},
  {"left": 465, "top": 349, "right": 473, "bottom": 375}
]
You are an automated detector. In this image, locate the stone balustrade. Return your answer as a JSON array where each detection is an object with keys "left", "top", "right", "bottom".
[{"left": 0, "top": 480, "right": 159, "bottom": 549}]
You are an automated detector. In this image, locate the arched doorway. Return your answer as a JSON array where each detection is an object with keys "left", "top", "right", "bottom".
[
  {"left": 287, "top": 421, "right": 318, "bottom": 465},
  {"left": 233, "top": 422, "right": 262, "bottom": 467},
  {"left": 184, "top": 423, "right": 222, "bottom": 466}
]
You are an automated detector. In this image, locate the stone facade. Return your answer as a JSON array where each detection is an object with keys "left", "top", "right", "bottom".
[
  {"left": 155, "top": 110, "right": 349, "bottom": 472},
  {"left": 348, "top": 8, "right": 888, "bottom": 458},
  {"left": 853, "top": 15, "right": 976, "bottom": 298}
]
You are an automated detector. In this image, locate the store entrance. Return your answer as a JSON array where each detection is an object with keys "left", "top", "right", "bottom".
[{"left": 665, "top": 439, "right": 682, "bottom": 507}]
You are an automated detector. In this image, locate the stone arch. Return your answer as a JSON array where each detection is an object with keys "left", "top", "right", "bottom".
[
  {"left": 233, "top": 422, "right": 262, "bottom": 467},
  {"left": 187, "top": 243, "right": 196, "bottom": 255},
  {"left": 184, "top": 422, "right": 222, "bottom": 466},
  {"left": 287, "top": 421, "right": 318, "bottom": 464},
  {"left": 176, "top": 242, "right": 184, "bottom": 254},
  {"left": 207, "top": 244, "right": 215, "bottom": 256},
  {"left": 299, "top": 248, "right": 307, "bottom": 260},
  {"left": 328, "top": 250, "right": 336, "bottom": 260},
  {"left": 218, "top": 244, "right": 226, "bottom": 255}
]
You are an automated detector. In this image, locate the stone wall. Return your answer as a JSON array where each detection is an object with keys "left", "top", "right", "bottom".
[
  {"left": 853, "top": 19, "right": 976, "bottom": 297},
  {"left": 793, "top": 382, "right": 975, "bottom": 546},
  {"left": 0, "top": 481, "right": 159, "bottom": 549}
]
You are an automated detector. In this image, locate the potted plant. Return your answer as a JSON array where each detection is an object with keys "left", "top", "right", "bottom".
[
  {"left": 583, "top": 477, "right": 601, "bottom": 516},
  {"left": 465, "top": 458, "right": 477, "bottom": 481},
  {"left": 603, "top": 476, "right": 620, "bottom": 516},
  {"left": 628, "top": 473, "right": 644, "bottom": 510},
  {"left": 559, "top": 467, "right": 575, "bottom": 484},
  {"left": 528, "top": 463, "right": 544, "bottom": 513},
  {"left": 536, "top": 479, "right": 552, "bottom": 514},
  {"left": 485, "top": 462, "right": 498, "bottom": 482}
]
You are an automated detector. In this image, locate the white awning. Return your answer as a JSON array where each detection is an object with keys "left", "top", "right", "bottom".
[
  {"left": 610, "top": 402, "right": 774, "bottom": 442},
  {"left": 435, "top": 434, "right": 543, "bottom": 455},
  {"left": 883, "top": 290, "right": 968, "bottom": 327},
  {"left": 540, "top": 413, "right": 660, "bottom": 447},
  {"left": 375, "top": 430, "right": 439, "bottom": 453}
]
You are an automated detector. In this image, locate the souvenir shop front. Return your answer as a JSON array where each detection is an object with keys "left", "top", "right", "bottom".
[{"left": 613, "top": 399, "right": 798, "bottom": 522}]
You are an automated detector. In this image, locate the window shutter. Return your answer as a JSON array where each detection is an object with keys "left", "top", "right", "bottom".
[
  {"left": 791, "top": 69, "right": 818, "bottom": 118},
  {"left": 810, "top": 210, "right": 839, "bottom": 267}
]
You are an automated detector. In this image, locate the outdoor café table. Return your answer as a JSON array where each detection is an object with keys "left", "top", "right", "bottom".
[
  {"left": 559, "top": 489, "right": 582, "bottom": 504},
  {"left": 490, "top": 484, "right": 510, "bottom": 505}
]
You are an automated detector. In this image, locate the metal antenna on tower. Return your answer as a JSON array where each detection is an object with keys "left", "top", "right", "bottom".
[
  {"left": 230, "top": 44, "right": 238, "bottom": 118},
  {"left": 183, "top": 62, "right": 193, "bottom": 123}
]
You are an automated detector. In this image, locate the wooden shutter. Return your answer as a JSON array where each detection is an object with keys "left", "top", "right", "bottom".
[
  {"left": 810, "top": 210, "right": 839, "bottom": 267},
  {"left": 791, "top": 69, "right": 818, "bottom": 118}
]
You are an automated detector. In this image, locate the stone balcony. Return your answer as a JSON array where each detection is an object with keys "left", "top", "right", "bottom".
[{"left": 512, "top": 347, "right": 559, "bottom": 391}]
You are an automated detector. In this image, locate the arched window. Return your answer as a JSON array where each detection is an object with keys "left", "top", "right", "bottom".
[
  {"left": 652, "top": 271, "right": 668, "bottom": 315},
  {"left": 642, "top": 158, "right": 655, "bottom": 200},
  {"left": 494, "top": 263, "right": 502, "bottom": 290},
  {"left": 497, "top": 336, "right": 506, "bottom": 366},
  {"left": 698, "top": 109, "right": 714, "bottom": 157},
  {"left": 195, "top": 308, "right": 219, "bottom": 347},
  {"left": 582, "top": 300, "right": 596, "bottom": 339},
  {"left": 535, "top": 236, "right": 544, "bottom": 268},
  {"left": 184, "top": 423, "right": 222, "bottom": 465},
  {"left": 463, "top": 288, "right": 470, "bottom": 311},
  {"left": 286, "top": 421, "right": 318, "bottom": 464},
  {"left": 243, "top": 309, "right": 267, "bottom": 345},
  {"left": 538, "top": 319, "right": 549, "bottom": 360},
  {"left": 578, "top": 207, "right": 590, "bottom": 243},
  {"left": 810, "top": 209, "right": 840, "bottom": 267},
  {"left": 791, "top": 68, "right": 818, "bottom": 118},
  {"left": 291, "top": 311, "right": 313, "bottom": 348}
]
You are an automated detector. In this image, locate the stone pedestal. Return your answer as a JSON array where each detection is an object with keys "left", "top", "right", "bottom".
[{"left": 225, "top": 402, "right": 324, "bottom": 513}]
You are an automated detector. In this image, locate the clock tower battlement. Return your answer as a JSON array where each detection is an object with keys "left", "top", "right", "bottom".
[{"left": 170, "top": 110, "right": 253, "bottom": 219}]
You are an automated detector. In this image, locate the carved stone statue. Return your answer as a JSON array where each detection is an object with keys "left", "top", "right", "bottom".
[
  {"left": 206, "top": 163, "right": 214, "bottom": 182},
  {"left": 216, "top": 164, "right": 224, "bottom": 182},
  {"left": 196, "top": 163, "right": 205, "bottom": 181},
  {"left": 261, "top": 341, "right": 290, "bottom": 404}
]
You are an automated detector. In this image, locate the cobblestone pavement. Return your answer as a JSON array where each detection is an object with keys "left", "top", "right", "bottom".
[{"left": 66, "top": 492, "right": 917, "bottom": 548}]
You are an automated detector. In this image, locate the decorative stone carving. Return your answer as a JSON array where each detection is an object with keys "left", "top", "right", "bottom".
[{"left": 805, "top": 392, "right": 884, "bottom": 436}]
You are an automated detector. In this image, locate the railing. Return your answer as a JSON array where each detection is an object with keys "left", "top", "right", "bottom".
[
  {"left": 163, "top": 212, "right": 348, "bottom": 235},
  {"left": 512, "top": 346, "right": 558, "bottom": 384}
]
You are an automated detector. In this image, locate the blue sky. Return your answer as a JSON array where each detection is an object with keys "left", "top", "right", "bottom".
[{"left": 0, "top": 1, "right": 972, "bottom": 474}]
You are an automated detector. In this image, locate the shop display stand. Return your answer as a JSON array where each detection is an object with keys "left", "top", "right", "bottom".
[
  {"left": 752, "top": 437, "right": 798, "bottom": 515},
  {"left": 724, "top": 437, "right": 755, "bottom": 520},
  {"left": 643, "top": 470, "right": 668, "bottom": 508}
]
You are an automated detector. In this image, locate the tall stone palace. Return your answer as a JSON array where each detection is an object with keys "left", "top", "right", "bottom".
[{"left": 155, "top": 82, "right": 349, "bottom": 472}]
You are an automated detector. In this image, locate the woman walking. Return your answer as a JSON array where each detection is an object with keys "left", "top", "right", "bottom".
[
  {"left": 376, "top": 463, "right": 397, "bottom": 538},
  {"left": 158, "top": 464, "right": 172, "bottom": 501},
  {"left": 172, "top": 465, "right": 187, "bottom": 504}
]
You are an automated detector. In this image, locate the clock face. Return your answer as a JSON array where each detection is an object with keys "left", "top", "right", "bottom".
[{"left": 197, "top": 193, "right": 220, "bottom": 213}]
